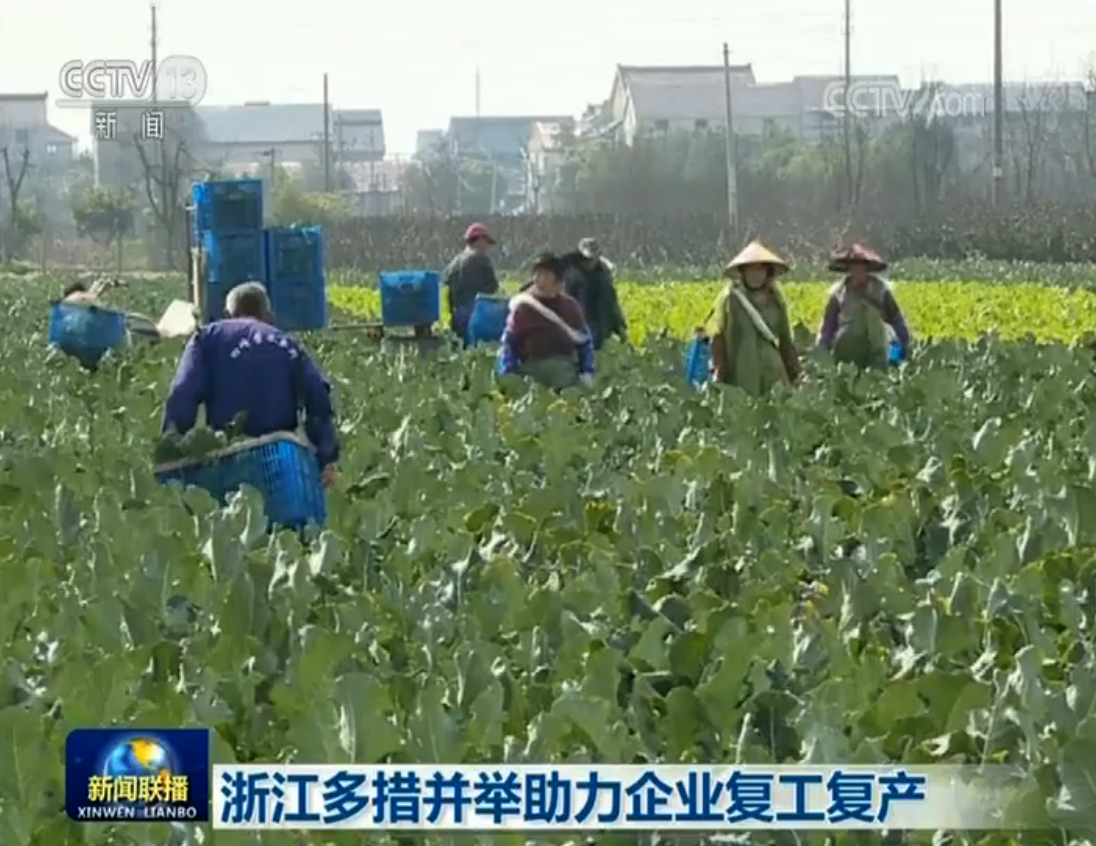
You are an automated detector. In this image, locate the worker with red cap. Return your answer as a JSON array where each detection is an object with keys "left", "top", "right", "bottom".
[{"left": 442, "top": 222, "right": 500, "bottom": 341}]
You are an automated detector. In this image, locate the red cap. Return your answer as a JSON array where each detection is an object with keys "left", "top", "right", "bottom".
[{"left": 464, "top": 223, "right": 496, "bottom": 244}]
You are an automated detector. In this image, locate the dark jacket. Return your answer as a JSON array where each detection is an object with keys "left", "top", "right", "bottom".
[
  {"left": 162, "top": 318, "right": 340, "bottom": 467},
  {"left": 561, "top": 251, "right": 626, "bottom": 349},
  {"left": 442, "top": 248, "right": 500, "bottom": 319}
]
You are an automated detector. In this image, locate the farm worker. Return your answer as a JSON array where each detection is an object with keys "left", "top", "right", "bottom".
[
  {"left": 816, "top": 243, "right": 911, "bottom": 368},
  {"left": 497, "top": 251, "right": 595, "bottom": 390},
  {"left": 561, "top": 237, "right": 627, "bottom": 350},
  {"left": 61, "top": 281, "right": 98, "bottom": 304},
  {"left": 707, "top": 241, "right": 801, "bottom": 395},
  {"left": 442, "top": 222, "right": 500, "bottom": 342},
  {"left": 56, "top": 280, "right": 118, "bottom": 370},
  {"left": 60, "top": 279, "right": 162, "bottom": 342},
  {"left": 161, "top": 282, "right": 340, "bottom": 487}
]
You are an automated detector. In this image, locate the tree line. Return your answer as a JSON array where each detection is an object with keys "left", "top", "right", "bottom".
[
  {"left": 3, "top": 79, "right": 1095, "bottom": 271},
  {"left": 320, "top": 206, "right": 1096, "bottom": 272}
]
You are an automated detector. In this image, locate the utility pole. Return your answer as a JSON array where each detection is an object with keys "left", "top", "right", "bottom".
[
  {"left": 263, "top": 148, "right": 276, "bottom": 197},
  {"left": 842, "top": 0, "right": 853, "bottom": 209},
  {"left": 722, "top": 42, "right": 738, "bottom": 241},
  {"left": 322, "top": 73, "right": 331, "bottom": 192},
  {"left": 150, "top": 4, "right": 172, "bottom": 269},
  {"left": 992, "top": 0, "right": 1004, "bottom": 205}
]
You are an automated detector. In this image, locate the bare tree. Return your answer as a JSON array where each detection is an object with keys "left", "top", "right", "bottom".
[
  {"left": 132, "top": 108, "right": 200, "bottom": 270},
  {"left": 1083, "top": 62, "right": 1096, "bottom": 180},
  {"left": 0, "top": 146, "right": 32, "bottom": 262},
  {"left": 135, "top": 138, "right": 188, "bottom": 269},
  {"left": 1007, "top": 83, "right": 1056, "bottom": 204},
  {"left": 901, "top": 86, "right": 958, "bottom": 211},
  {"left": 851, "top": 117, "right": 870, "bottom": 209}
]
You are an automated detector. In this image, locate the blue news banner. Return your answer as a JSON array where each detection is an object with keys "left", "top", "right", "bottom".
[
  {"left": 214, "top": 764, "right": 1025, "bottom": 831},
  {"left": 65, "top": 728, "right": 210, "bottom": 822}
]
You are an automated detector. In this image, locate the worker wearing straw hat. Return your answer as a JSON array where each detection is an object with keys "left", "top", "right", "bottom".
[
  {"left": 817, "top": 243, "right": 911, "bottom": 368},
  {"left": 705, "top": 241, "right": 800, "bottom": 395}
]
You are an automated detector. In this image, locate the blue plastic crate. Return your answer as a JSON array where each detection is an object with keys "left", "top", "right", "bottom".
[
  {"left": 467, "top": 294, "right": 509, "bottom": 346},
  {"left": 270, "top": 276, "right": 326, "bottom": 331},
  {"left": 379, "top": 270, "right": 440, "bottom": 327},
  {"left": 266, "top": 226, "right": 324, "bottom": 286},
  {"left": 48, "top": 301, "right": 126, "bottom": 365},
  {"left": 202, "top": 230, "right": 266, "bottom": 286},
  {"left": 685, "top": 333, "right": 711, "bottom": 385},
  {"left": 192, "top": 180, "right": 263, "bottom": 234},
  {"left": 154, "top": 433, "right": 326, "bottom": 528}
]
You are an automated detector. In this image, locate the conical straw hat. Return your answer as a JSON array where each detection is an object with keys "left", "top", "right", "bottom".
[
  {"left": 723, "top": 241, "right": 789, "bottom": 276},
  {"left": 828, "top": 243, "right": 887, "bottom": 273}
]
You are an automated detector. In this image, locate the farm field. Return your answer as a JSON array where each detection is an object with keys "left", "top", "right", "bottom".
[
  {"left": 328, "top": 259, "right": 1096, "bottom": 341},
  {"left": 330, "top": 279, "right": 1096, "bottom": 344},
  {"left": 2, "top": 270, "right": 1096, "bottom": 846}
]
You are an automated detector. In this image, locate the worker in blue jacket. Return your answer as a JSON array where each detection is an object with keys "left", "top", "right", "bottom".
[{"left": 161, "top": 282, "right": 340, "bottom": 486}]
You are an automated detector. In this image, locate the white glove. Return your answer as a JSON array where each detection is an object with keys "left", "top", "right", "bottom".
[{"left": 579, "top": 373, "right": 593, "bottom": 387}]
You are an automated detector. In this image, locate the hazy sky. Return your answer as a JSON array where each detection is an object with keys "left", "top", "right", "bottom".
[{"left": 2, "top": 0, "right": 1093, "bottom": 156}]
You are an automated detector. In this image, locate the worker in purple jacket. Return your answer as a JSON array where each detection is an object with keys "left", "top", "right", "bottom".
[
  {"left": 162, "top": 282, "right": 340, "bottom": 486},
  {"left": 816, "top": 243, "right": 911, "bottom": 368}
]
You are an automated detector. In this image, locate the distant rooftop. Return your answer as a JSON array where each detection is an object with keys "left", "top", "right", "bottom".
[
  {"left": 447, "top": 115, "right": 571, "bottom": 160},
  {"left": 0, "top": 92, "right": 48, "bottom": 102},
  {"left": 613, "top": 65, "right": 753, "bottom": 120},
  {"left": 195, "top": 103, "right": 384, "bottom": 155},
  {"left": 935, "top": 81, "right": 1090, "bottom": 112},
  {"left": 196, "top": 103, "right": 327, "bottom": 145}
]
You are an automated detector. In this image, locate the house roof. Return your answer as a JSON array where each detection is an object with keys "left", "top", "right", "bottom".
[
  {"left": 196, "top": 103, "right": 327, "bottom": 145},
  {"left": 938, "top": 81, "right": 1089, "bottom": 112},
  {"left": 447, "top": 115, "right": 570, "bottom": 160},
  {"left": 44, "top": 124, "right": 76, "bottom": 143},
  {"left": 333, "top": 109, "right": 385, "bottom": 155},
  {"left": 615, "top": 65, "right": 756, "bottom": 120},
  {"left": 0, "top": 122, "right": 75, "bottom": 146},
  {"left": 611, "top": 66, "right": 914, "bottom": 121},
  {"left": 334, "top": 108, "right": 381, "bottom": 123}
]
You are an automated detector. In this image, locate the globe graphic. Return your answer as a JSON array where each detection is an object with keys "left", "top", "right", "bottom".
[{"left": 103, "top": 737, "right": 175, "bottom": 784}]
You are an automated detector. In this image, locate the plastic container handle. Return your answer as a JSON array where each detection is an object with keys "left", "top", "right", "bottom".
[{"left": 397, "top": 280, "right": 415, "bottom": 292}]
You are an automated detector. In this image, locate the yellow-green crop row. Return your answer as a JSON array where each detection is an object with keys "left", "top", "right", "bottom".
[{"left": 329, "top": 281, "right": 1096, "bottom": 344}]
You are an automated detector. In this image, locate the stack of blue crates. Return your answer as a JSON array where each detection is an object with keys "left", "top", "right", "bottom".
[
  {"left": 192, "top": 180, "right": 264, "bottom": 322},
  {"left": 265, "top": 226, "right": 326, "bottom": 331}
]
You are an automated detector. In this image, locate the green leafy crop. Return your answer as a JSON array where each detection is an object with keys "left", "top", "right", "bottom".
[{"left": 4, "top": 270, "right": 1096, "bottom": 846}]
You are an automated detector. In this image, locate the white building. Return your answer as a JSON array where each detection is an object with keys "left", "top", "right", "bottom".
[
  {"left": 525, "top": 119, "right": 574, "bottom": 212},
  {"left": 193, "top": 103, "right": 384, "bottom": 170}
]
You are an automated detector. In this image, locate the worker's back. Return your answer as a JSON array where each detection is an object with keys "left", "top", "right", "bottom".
[{"left": 196, "top": 318, "right": 301, "bottom": 436}]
